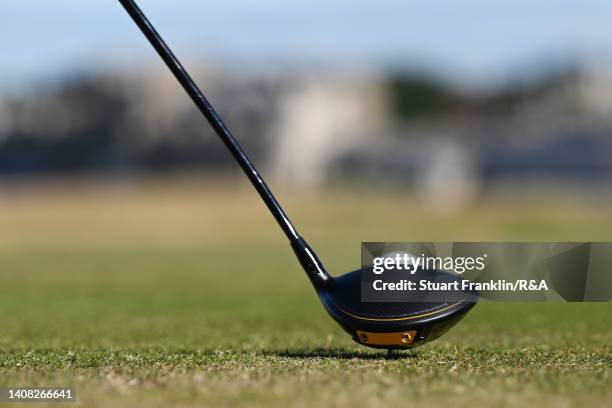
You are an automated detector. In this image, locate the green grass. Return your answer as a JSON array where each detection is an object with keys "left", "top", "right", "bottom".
[{"left": 0, "top": 182, "right": 610, "bottom": 407}]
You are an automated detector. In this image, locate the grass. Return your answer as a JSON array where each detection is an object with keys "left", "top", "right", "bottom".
[{"left": 0, "top": 180, "right": 610, "bottom": 407}]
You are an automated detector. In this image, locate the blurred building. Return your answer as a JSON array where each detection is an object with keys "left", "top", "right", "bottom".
[
  {"left": 1, "top": 62, "right": 612, "bottom": 207},
  {"left": 271, "top": 75, "right": 386, "bottom": 186}
]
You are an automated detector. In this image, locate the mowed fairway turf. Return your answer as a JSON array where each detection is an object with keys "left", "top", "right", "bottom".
[{"left": 0, "top": 180, "right": 610, "bottom": 407}]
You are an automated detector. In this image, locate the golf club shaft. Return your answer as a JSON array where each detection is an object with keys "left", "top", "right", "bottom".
[{"left": 118, "top": 0, "right": 331, "bottom": 286}]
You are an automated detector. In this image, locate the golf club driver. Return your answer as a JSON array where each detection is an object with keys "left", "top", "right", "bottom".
[{"left": 118, "top": 0, "right": 477, "bottom": 350}]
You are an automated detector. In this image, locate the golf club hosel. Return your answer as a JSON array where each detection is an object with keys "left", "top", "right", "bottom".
[
  {"left": 291, "top": 237, "right": 332, "bottom": 289},
  {"left": 119, "top": 0, "right": 333, "bottom": 288}
]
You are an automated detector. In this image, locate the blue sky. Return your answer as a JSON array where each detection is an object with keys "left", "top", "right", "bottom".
[{"left": 2, "top": 0, "right": 612, "bottom": 89}]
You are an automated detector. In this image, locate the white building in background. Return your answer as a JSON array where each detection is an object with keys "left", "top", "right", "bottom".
[
  {"left": 417, "top": 137, "right": 480, "bottom": 213},
  {"left": 271, "top": 75, "right": 387, "bottom": 186},
  {"left": 576, "top": 63, "right": 612, "bottom": 116}
]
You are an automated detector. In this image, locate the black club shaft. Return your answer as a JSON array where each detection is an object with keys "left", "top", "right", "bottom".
[{"left": 118, "top": 0, "right": 331, "bottom": 287}]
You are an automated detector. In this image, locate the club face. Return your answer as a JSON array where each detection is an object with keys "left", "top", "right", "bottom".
[{"left": 317, "top": 267, "right": 478, "bottom": 349}]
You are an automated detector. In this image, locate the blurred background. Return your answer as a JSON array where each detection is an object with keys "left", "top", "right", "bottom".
[
  {"left": 3, "top": 0, "right": 612, "bottom": 207},
  {"left": 0, "top": 4, "right": 611, "bottom": 404}
]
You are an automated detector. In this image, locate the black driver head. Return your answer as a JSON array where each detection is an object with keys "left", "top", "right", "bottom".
[{"left": 318, "top": 267, "right": 478, "bottom": 349}]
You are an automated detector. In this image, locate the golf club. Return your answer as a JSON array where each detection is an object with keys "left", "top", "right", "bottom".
[{"left": 118, "top": 0, "right": 477, "bottom": 350}]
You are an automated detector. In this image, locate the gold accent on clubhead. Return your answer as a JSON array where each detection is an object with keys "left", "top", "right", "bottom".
[
  {"left": 356, "top": 330, "right": 417, "bottom": 347},
  {"left": 337, "top": 301, "right": 464, "bottom": 321}
]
